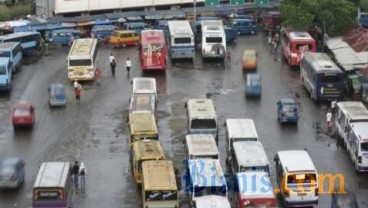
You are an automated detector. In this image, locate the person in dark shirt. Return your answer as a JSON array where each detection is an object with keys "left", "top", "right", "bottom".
[{"left": 72, "top": 161, "right": 80, "bottom": 189}]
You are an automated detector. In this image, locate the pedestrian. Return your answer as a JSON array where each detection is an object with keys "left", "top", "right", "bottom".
[
  {"left": 72, "top": 161, "right": 80, "bottom": 189},
  {"left": 95, "top": 69, "right": 101, "bottom": 85},
  {"left": 73, "top": 79, "right": 79, "bottom": 89},
  {"left": 74, "top": 85, "right": 81, "bottom": 103},
  {"left": 109, "top": 53, "right": 115, "bottom": 64},
  {"left": 226, "top": 51, "right": 231, "bottom": 67},
  {"left": 331, "top": 99, "right": 337, "bottom": 114},
  {"left": 69, "top": 35, "right": 75, "bottom": 46},
  {"left": 110, "top": 59, "right": 116, "bottom": 77},
  {"left": 326, "top": 109, "right": 332, "bottom": 131},
  {"left": 125, "top": 57, "right": 132, "bottom": 73},
  {"left": 79, "top": 162, "right": 86, "bottom": 190}
]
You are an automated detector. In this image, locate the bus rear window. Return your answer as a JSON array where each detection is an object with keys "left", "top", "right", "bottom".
[
  {"left": 296, "top": 44, "right": 313, "bottom": 51},
  {"left": 174, "top": 37, "right": 191, "bottom": 44},
  {"left": 320, "top": 74, "right": 341, "bottom": 83},
  {"left": 206, "top": 37, "right": 222, "bottom": 43},
  {"left": 191, "top": 119, "right": 217, "bottom": 129},
  {"left": 361, "top": 143, "right": 368, "bottom": 152},
  {"left": 69, "top": 59, "right": 92, "bottom": 66}
]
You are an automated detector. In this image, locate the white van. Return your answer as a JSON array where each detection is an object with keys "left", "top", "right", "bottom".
[
  {"left": 224, "top": 118, "right": 258, "bottom": 154},
  {"left": 335, "top": 101, "right": 368, "bottom": 142},
  {"left": 227, "top": 141, "right": 269, "bottom": 174},
  {"left": 185, "top": 134, "right": 219, "bottom": 160},
  {"left": 185, "top": 99, "right": 218, "bottom": 142},
  {"left": 345, "top": 122, "right": 368, "bottom": 172},
  {"left": 274, "top": 150, "right": 319, "bottom": 207}
]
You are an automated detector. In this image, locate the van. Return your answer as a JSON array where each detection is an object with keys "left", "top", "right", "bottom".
[
  {"left": 185, "top": 134, "right": 219, "bottom": 160},
  {"left": 32, "top": 162, "right": 73, "bottom": 208},
  {"left": 0, "top": 57, "right": 12, "bottom": 90},
  {"left": 274, "top": 150, "right": 319, "bottom": 207},
  {"left": 231, "top": 19, "right": 258, "bottom": 35},
  {"left": 131, "top": 140, "right": 165, "bottom": 184},
  {"left": 224, "top": 118, "right": 258, "bottom": 154},
  {"left": 109, "top": 30, "right": 140, "bottom": 48},
  {"left": 235, "top": 172, "right": 278, "bottom": 208},
  {"left": 51, "top": 29, "right": 80, "bottom": 46},
  {"left": 185, "top": 99, "right": 218, "bottom": 142},
  {"left": 0, "top": 42, "right": 22, "bottom": 73},
  {"left": 245, "top": 73, "right": 261, "bottom": 97},
  {"left": 227, "top": 141, "right": 269, "bottom": 174},
  {"left": 128, "top": 111, "right": 158, "bottom": 146}
]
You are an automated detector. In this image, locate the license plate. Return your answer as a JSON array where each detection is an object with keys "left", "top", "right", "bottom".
[{"left": 297, "top": 193, "right": 307, "bottom": 196}]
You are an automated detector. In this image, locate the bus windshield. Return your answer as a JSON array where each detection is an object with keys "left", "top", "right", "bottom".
[
  {"left": 69, "top": 59, "right": 92, "bottom": 66},
  {"left": 191, "top": 119, "right": 217, "bottom": 129},
  {"left": 145, "top": 190, "right": 177, "bottom": 201},
  {"left": 34, "top": 188, "right": 64, "bottom": 200},
  {"left": 0, "top": 66, "right": 6, "bottom": 75},
  {"left": 320, "top": 74, "right": 341, "bottom": 83},
  {"left": 361, "top": 142, "right": 368, "bottom": 152},
  {"left": 194, "top": 186, "right": 227, "bottom": 197},
  {"left": 206, "top": 37, "right": 222, "bottom": 43}
]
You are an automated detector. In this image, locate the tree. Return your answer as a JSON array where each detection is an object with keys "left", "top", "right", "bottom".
[{"left": 280, "top": 0, "right": 356, "bottom": 36}]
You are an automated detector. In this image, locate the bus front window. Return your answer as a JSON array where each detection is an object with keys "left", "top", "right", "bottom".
[
  {"left": 361, "top": 142, "right": 368, "bottom": 152},
  {"left": 191, "top": 119, "right": 217, "bottom": 129},
  {"left": 69, "top": 59, "right": 92, "bottom": 67}
]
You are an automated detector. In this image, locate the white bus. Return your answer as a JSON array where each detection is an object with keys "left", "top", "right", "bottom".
[
  {"left": 346, "top": 122, "right": 368, "bottom": 172},
  {"left": 274, "top": 150, "right": 319, "bottom": 207},
  {"left": 335, "top": 101, "right": 368, "bottom": 142},
  {"left": 186, "top": 159, "right": 228, "bottom": 204},
  {"left": 185, "top": 99, "right": 218, "bottom": 143},
  {"left": 224, "top": 118, "right": 258, "bottom": 154},
  {"left": 67, "top": 38, "right": 98, "bottom": 81},
  {"left": 201, "top": 20, "right": 226, "bottom": 59},
  {"left": 167, "top": 20, "right": 195, "bottom": 60}
]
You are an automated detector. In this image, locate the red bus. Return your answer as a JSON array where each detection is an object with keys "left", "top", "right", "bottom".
[
  {"left": 281, "top": 30, "right": 317, "bottom": 66},
  {"left": 140, "top": 30, "right": 167, "bottom": 71}
]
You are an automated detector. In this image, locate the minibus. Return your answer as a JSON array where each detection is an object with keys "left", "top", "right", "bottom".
[
  {"left": 32, "top": 162, "right": 73, "bottom": 208},
  {"left": 109, "top": 30, "right": 140, "bottom": 48},
  {"left": 185, "top": 134, "right": 219, "bottom": 160},
  {"left": 274, "top": 150, "right": 319, "bottom": 207},
  {"left": 0, "top": 42, "right": 22, "bottom": 73},
  {"left": 128, "top": 111, "right": 158, "bottom": 145},
  {"left": 91, "top": 25, "right": 116, "bottom": 40},
  {"left": 224, "top": 118, "right": 258, "bottom": 154},
  {"left": 51, "top": 29, "right": 80, "bottom": 46},
  {"left": 231, "top": 19, "right": 258, "bottom": 35}
]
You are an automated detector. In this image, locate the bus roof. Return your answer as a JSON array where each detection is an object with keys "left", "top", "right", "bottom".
[
  {"left": 129, "top": 93, "right": 155, "bottom": 112},
  {"left": 0, "top": 31, "right": 40, "bottom": 40},
  {"left": 277, "top": 150, "right": 317, "bottom": 173},
  {"left": 233, "top": 141, "right": 269, "bottom": 167},
  {"left": 0, "top": 57, "right": 10, "bottom": 64},
  {"left": 236, "top": 172, "right": 276, "bottom": 198},
  {"left": 132, "top": 77, "right": 157, "bottom": 94},
  {"left": 142, "top": 160, "right": 177, "bottom": 191},
  {"left": 141, "top": 30, "right": 165, "bottom": 45},
  {"left": 185, "top": 134, "right": 219, "bottom": 157},
  {"left": 33, "top": 162, "right": 70, "bottom": 188},
  {"left": 288, "top": 31, "right": 314, "bottom": 41},
  {"left": 188, "top": 159, "right": 226, "bottom": 188},
  {"left": 195, "top": 195, "right": 231, "bottom": 208},
  {"left": 303, "top": 52, "right": 342, "bottom": 73},
  {"left": 225, "top": 118, "right": 258, "bottom": 140},
  {"left": 132, "top": 140, "right": 165, "bottom": 160},
  {"left": 0, "top": 42, "right": 20, "bottom": 50},
  {"left": 186, "top": 99, "right": 216, "bottom": 120},
  {"left": 337, "top": 101, "right": 368, "bottom": 121},
  {"left": 129, "top": 112, "right": 158, "bottom": 134},
  {"left": 168, "top": 20, "right": 193, "bottom": 36},
  {"left": 350, "top": 122, "right": 368, "bottom": 143},
  {"left": 68, "top": 38, "right": 98, "bottom": 60}
]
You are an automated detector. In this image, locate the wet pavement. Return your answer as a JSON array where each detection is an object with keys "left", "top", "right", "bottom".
[{"left": 0, "top": 34, "right": 367, "bottom": 208}]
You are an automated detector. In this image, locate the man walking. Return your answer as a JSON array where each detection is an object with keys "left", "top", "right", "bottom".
[
  {"left": 72, "top": 161, "right": 80, "bottom": 190},
  {"left": 110, "top": 59, "right": 116, "bottom": 77},
  {"left": 125, "top": 57, "right": 132, "bottom": 73},
  {"left": 109, "top": 53, "right": 115, "bottom": 64},
  {"left": 74, "top": 84, "right": 81, "bottom": 103},
  {"left": 79, "top": 162, "right": 86, "bottom": 191},
  {"left": 326, "top": 109, "right": 332, "bottom": 132}
]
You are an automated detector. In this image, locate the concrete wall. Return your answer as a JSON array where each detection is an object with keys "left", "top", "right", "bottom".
[{"left": 36, "top": 0, "right": 55, "bottom": 17}]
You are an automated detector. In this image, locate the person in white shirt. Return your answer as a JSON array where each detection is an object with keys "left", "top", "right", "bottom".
[
  {"left": 73, "top": 79, "right": 79, "bottom": 89},
  {"left": 79, "top": 162, "right": 86, "bottom": 190},
  {"left": 125, "top": 57, "right": 132, "bottom": 73},
  {"left": 326, "top": 109, "right": 332, "bottom": 131},
  {"left": 109, "top": 53, "right": 115, "bottom": 64}
]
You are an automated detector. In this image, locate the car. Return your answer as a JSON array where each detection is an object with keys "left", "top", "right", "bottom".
[
  {"left": 12, "top": 101, "right": 35, "bottom": 128},
  {"left": 0, "top": 157, "right": 25, "bottom": 189},
  {"left": 48, "top": 83, "right": 67, "bottom": 107},
  {"left": 331, "top": 189, "right": 359, "bottom": 208},
  {"left": 277, "top": 98, "right": 299, "bottom": 124},
  {"left": 241, "top": 49, "right": 257, "bottom": 70},
  {"left": 245, "top": 73, "right": 261, "bottom": 97}
]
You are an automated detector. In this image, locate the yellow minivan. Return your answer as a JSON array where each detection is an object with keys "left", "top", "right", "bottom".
[
  {"left": 109, "top": 30, "right": 140, "bottom": 47},
  {"left": 128, "top": 111, "right": 158, "bottom": 145},
  {"left": 131, "top": 140, "right": 165, "bottom": 185}
]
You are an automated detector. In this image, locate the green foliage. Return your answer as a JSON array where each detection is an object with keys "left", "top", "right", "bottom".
[
  {"left": 361, "top": 0, "right": 368, "bottom": 12},
  {"left": 0, "top": 3, "right": 33, "bottom": 21},
  {"left": 280, "top": 0, "right": 357, "bottom": 36}
]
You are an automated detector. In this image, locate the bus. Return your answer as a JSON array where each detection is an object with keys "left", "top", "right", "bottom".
[
  {"left": 167, "top": 20, "right": 195, "bottom": 60},
  {"left": 300, "top": 52, "right": 344, "bottom": 101},
  {"left": 201, "top": 20, "right": 226, "bottom": 59},
  {"left": 0, "top": 32, "right": 42, "bottom": 54},
  {"left": 281, "top": 30, "right": 317, "bottom": 66},
  {"left": 345, "top": 122, "right": 368, "bottom": 172},
  {"left": 142, "top": 160, "right": 179, "bottom": 208},
  {"left": 0, "top": 42, "right": 22, "bottom": 73},
  {"left": 128, "top": 111, "right": 158, "bottom": 146},
  {"left": 185, "top": 134, "right": 219, "bottom": 160},
  {"left": 0, "top": 57, "right": 12, "bottom": 91},
  {"left": 32, "top": 162, "right": 73, "bottom": 208},
  {"left": 140, "top": 30, "right": 167, "bottom": 71},
  {"left": 185, "top": 99, "right": 218, "bottom": 143},
  {"left": 67, "top": 38, "right": 98, "bottom": 81},
  {"left": 91, "top": 25, "right": 116, "bottom": 40},
  {"left": 51, "top": 29, "right": 80, "bottom": 46},
  {"left": 224, "top": 118, "right": 258, "bottom": 154}
]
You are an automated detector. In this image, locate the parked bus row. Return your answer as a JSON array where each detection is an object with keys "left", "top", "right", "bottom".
[{"left": 127, "top": 77, "right": 180, "bottom": 208}]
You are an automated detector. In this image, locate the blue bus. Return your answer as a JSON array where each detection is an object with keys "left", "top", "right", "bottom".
[
  {"left": 91, "top": 25, "right": 117, "bottom": 40},
  {"left": 0, "top": 42, "right": 22, "bottom": 73},
  {"left": 167, "top": 20, "right": 195, "bottom": 60},
  {"left": 300, "top": 52, "right": 344, "bottom": 101},
  {"left": 231, "top": 19, "right": 258, "bottom": 35},
  {"left": 123, "top": 22, "right": 149, "bottom": 35},
  {"left": 50, "top": 29, "right": 80, "bottom": 46},
  {"left": 0, "top": 32, "right": 42, "bottom": 54},
  {"left": 0, "top": 57, "right": 12, "bottom": 91}
]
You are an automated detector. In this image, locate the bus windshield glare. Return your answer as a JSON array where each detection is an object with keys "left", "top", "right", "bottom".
[
  {"left": 69, "top": 59, "right": 92, "bottom": 66},
  {"left": 191, "top": 119, "right": 217, "bottom": 129},
  {"left": 206, "top": 37, "right": 222, "bottom": 43}
]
